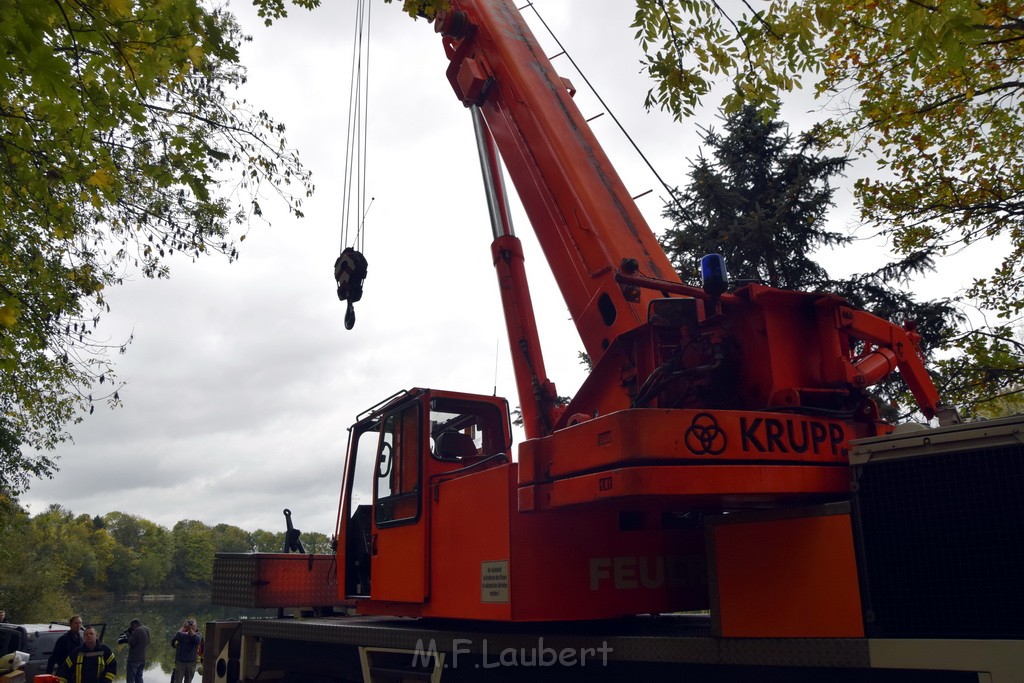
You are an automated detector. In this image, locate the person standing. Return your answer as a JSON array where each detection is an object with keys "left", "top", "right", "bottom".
[
  {"left": 170, "top": 619, "right": 203, "bottom": 683},
  {"left": 55, "top": 626, "right": 116, "bottom": 683},
  {"left": 47, "top": 615, "right": 84, "bottom": 674},
  {"left": 123, "top": 619, "right": 151, "bottom": 683},
  {"left": 0, "top": 609, "right": 9, "bottom": 623}
]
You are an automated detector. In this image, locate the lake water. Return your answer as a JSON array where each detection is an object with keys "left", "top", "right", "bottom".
[{"left": 75, "top": 596, "right": 276, "bottom": 682}]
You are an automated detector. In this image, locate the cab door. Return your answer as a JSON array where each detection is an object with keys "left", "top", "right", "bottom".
[{"left": 370, "top": 397, "right": 428, "bottom": 603}]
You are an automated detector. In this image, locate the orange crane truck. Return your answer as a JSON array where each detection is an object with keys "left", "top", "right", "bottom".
[{"left": 204, "top": 1, "right": 1024, "bottom": 680}]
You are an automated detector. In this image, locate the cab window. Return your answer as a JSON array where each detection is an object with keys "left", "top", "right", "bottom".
[
  {"left": 430, "top": 398, "right": 505, "bottom": 462},
  {"left": 374, "top": 401, "right": 421, "bottom": 526}
]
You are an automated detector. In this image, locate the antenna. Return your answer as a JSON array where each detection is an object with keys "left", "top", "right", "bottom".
[{"left": 493, "top": 338, "right": 499, "bottom": 396}]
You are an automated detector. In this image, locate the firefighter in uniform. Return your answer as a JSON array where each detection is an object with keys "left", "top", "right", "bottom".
[{"left": 57, "top": 626, "right": 116, "bottom": 683}]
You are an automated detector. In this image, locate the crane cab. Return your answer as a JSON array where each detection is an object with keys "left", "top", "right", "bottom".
[
  {"left": 337, "top": 388, "right": 513, "bottom": 608},
  {"left": 336, "top": 388, "right": 710, "bottom": 621}
]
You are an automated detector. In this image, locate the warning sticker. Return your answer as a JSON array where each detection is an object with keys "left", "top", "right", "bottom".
[{"left": 481, "top": 560, "right": 510, "bottom": 603}]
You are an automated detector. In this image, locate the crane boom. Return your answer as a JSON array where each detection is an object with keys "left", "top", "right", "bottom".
[{"left": 435, "top": 4, "right": 679, "bottom": 370}]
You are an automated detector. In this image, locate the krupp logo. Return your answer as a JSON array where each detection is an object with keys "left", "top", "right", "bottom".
[{"left": 684, "top": 412, "right": 727, "bottom": 455}]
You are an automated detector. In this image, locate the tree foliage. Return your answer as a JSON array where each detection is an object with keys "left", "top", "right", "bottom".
[
  {"left": 0, "top": 0, "right": 313, "bottom": 497},
  {"left": 971, "top": 333, "right": 1024, "bottom": 417},
  {"left": 210, "top": 522, "right": 253, "bottom": 553},
  {"left": 252, "top": 0, "right": 449, "bottom": 24},
  {"left": 171, "top": 520, "right": 216, "bottom": 584},
  {"left": 634, "top": 0, "right": 1024, "bottom": 414},
  {"left": 0, "top": 498, "right": 74, "bottom": 621},
  {"left": 0, "top": 501, "right": 329, "bottom": 610},
  {"left": 104, "top": 512, "right": 173, "bottom": 596},
  {"left": 29, "top": 505, "right": 113, "bottom": 594},
  {"left": 249, "top": 528, "right": 285, "bottom": 553}
]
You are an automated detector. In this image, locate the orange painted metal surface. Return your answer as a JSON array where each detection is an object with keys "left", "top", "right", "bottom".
[
  {"left": 369, "top": 516, "right": 428, "bottom": 605},
  {"left": 426, "top": 464, "right": 513, "bottom": 620},
  {"left": 517, "top": 407, "right": 881, "bottom": 512},
  {"left": 212, "top": 553, "right": 338, "bottom": 608},
  {"left": 506, "top": 495, "right": 707, "bottom": 621},
  {"left": 491, "top": 234, "right": 561, "bottom": 439},
  {"left": 520, "top": 408, "right": 881, "bottom": 483},
  {"left": 710, "top": 510, "right": 864, "bottom": 637},
  {"left": 519, "top": 464, "right": 852, "bottom": 513},
  {"left": 555, "top": 285, "right": 936, "bottom": 431},
  {"left": 359, "top": 459, "right": 707, "bottom": 621}
]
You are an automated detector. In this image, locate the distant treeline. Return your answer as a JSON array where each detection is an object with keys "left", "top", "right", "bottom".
[{"left": 0, "top": 500, "right": 331, "bottom": 622}]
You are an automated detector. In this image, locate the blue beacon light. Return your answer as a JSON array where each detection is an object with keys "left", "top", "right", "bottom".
[{"left": 700, "top": 254, "right": 729, "bottom": 298}]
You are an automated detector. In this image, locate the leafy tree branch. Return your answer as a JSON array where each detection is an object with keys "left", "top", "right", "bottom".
[{"left": 1, "top": 0, "right": 312, "bottom": 496}]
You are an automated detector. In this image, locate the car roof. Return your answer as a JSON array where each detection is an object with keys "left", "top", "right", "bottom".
[{"left": 1, "top": 624, "right": 70, "bottom": 633}]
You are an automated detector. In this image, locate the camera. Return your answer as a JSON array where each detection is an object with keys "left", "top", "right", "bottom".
[{"left": 116, "top": 626, "right": 133, "bottom": 645}]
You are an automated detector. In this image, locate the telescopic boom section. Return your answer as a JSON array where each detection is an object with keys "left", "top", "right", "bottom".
[
  {"left": 434, "top": 1, "right": 679, "bottom": 368},
  {"left": 472, "top": 107, "right": 561, "bottom": 438}
]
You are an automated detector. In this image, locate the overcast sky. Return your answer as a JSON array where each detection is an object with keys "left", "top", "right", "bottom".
[{"left": 20, "top": 0, "right": 976, "bottom": 536}]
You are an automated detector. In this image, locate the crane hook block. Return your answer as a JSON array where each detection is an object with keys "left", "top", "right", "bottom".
[{"left": 334, "top": 248, "right": 368, "bottom": 330}]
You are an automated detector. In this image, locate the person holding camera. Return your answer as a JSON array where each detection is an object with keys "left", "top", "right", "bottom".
[
  {"left": 118, "top": 619, "right": 151, "bottom": 683},
  {"left": 170, "top": 619, "right": 203, "bottom": 683}
]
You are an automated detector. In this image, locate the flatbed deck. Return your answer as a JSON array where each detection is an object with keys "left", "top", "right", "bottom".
[{"left": 207, "top": 614, "right": 1024, "bottom": 682}]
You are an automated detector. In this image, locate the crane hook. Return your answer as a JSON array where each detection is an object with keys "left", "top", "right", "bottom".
[
  {"left": 334, "top": 248, "right": 368, "bottom": 329},
  {"left": 282, "top": 508, "right": 306, "bottom": 554},
  {"left": 345, "top": 301, "right": 356, "bottom": 330}
]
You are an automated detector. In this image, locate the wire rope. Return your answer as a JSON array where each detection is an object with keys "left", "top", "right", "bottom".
[
  {"left": 521, "top": 1, "right": 694, "bottom": 223},
  {"left": 341, "top": 0, "right": 373, "bottom": 254}
]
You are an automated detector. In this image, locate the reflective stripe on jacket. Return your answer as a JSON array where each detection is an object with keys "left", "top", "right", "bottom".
[{"left": 60, "top": 644, "right": 117, "bottom": 683}]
